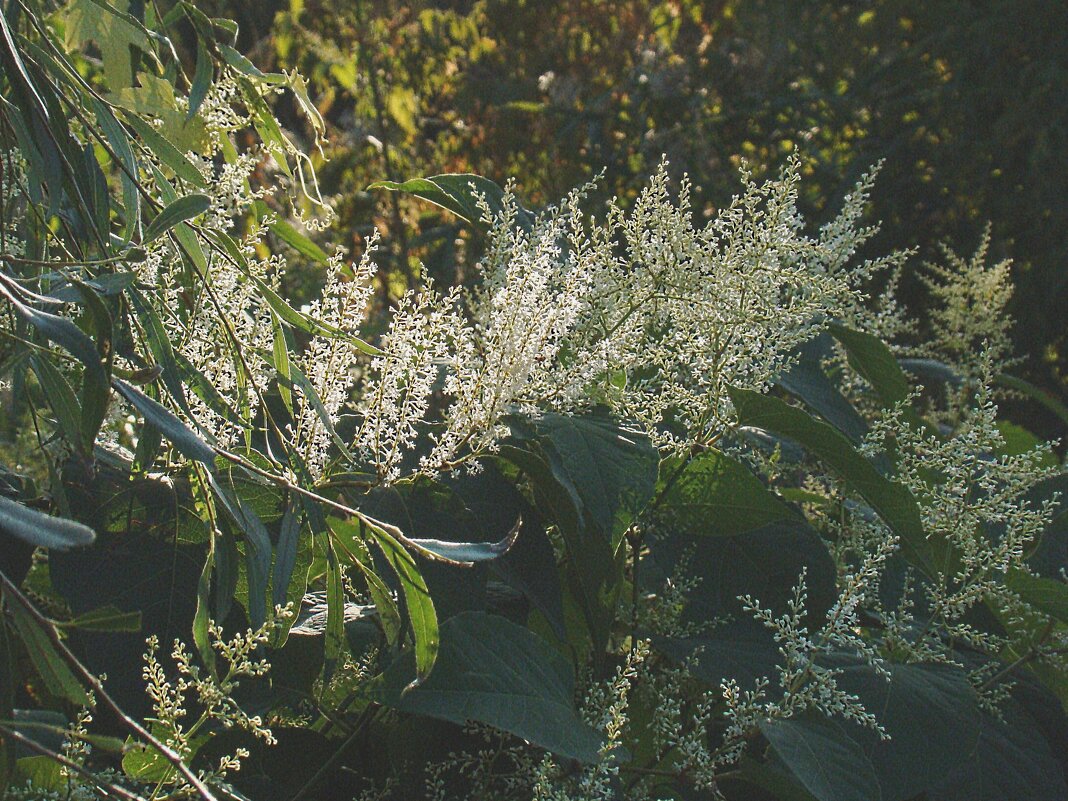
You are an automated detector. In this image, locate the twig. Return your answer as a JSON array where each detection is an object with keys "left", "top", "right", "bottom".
[
  {"left": 0, "top": 570, "right": 219, "bottom": 801},
  {"left": 0, "top": 725, "right": 147, "bottom": 801}
]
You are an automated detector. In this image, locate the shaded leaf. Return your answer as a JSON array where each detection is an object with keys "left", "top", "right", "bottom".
[
  {"left": 367, "top": 611, "right": 602, "bottom": 762},
  {"left": 0, "top": 495, "right": 94, "bottom": 551},
  {"left": 760, "top": 712, "right": 881, "bottom": 801}
]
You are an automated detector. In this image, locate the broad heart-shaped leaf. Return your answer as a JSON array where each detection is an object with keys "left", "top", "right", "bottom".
[
  {"left": 0, "top": 494, "right": 95, "bottom": 550},
  {"left": 928, "top": 702, "right": 1068, "bottom": 801},
  {"left": 827, "top": 324, "right": 930, "bottom": 434},
  {"left": 760, "top": 712, "right": 881, "bottom": 801},
  {"left": 508, "top": 411, "right": 658, "bottom": 542},
  {"left": 728, "top": 387, "right": 938, "bottom": 577},
  {"left": 369, "top": 174, "right": 534, "bottom": 230},
  {"left": 1005, "top": 568, "right": 1068, "bottom": 622},
  {"left": 778, "top": 333, "right": 869, "bottom": 445},
  {"left": 143, "top": 193, "right": 210, "bottom": 243},
  {"left": 649, "top": 521, "right": 837, "bottom": 691},
  {"left": 833, "top": 660, "right": 982, "bottom": 801},
  {"left": 367, "top": 611, "right": 603, "bottom": 763},
  {"left": 656, "top": 449, "right": 798, "bottom": 538},
  {"left": 645, "top": 521, "right": 837, "bottom": 626}
]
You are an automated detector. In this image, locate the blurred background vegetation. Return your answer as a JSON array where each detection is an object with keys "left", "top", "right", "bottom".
[{"left": 200, "top": 0, "right": 1067, "bottom": 435}]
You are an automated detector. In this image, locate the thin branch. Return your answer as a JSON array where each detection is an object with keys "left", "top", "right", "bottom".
[
  {"left": 0, "top": 570, "right": 220, "bottom": 801},
  {"left": 0, "top": 725, "right": 148, "bottom": 801}
]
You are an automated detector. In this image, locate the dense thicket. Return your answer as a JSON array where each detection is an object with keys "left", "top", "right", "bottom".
[{"left": 0, "top": 2, "right": 1066, "bottom": 801}]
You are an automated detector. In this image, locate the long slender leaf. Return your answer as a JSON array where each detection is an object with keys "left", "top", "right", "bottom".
[
  {"left": 112, "top": 378, "right": 216, "bottom": 463},
  {"left": 0, "top": 495, "right": 95, "bottom": 550},
  {"left": 143, "top": 194, "right": 210, "bottom": 243},
  {"left": 366, "top": 522, "right": 439, "bottom": 688}
]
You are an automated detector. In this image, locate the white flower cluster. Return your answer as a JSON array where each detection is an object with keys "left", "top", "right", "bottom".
[
  {"left": 138, "top": 606, "right": 292, "bottom": 792},
  {"left": 921, "top": 225, "right": 1017, "bottom": 379},
  {"left": 865, "top": 361, "right": 1061, "bottom": 655},
  {"left": 350, "top": 157, "right": 896, "bottom": 480}
]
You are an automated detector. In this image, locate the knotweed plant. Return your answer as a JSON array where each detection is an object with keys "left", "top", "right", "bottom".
[{"left": 2, "top": 3, "right": 1066, "bottom": 801}]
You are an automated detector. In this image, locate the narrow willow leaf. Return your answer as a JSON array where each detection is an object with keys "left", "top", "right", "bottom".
[
  {"left": 59, "top": 606, "right": 141, "bottom": 633},
  {"left": 269, "top": 218, "right": 328, "bottom": 263},
  {"left": 143, "top": 193, "right": 210, "bottom": 243},
  {"left": 30, "top": 356, "right": 82, "bottom": 452},
  {"left": 3, "top": 596, "right": 89, "bottom": 706},
  {"left": 68, "top": 281, "right": 113, "bottom": 449},
  {"left": 112, "top": 378, "right": 216, "bottom": 464},
  {"left": 0, "top": 495, "right": 95, "bottom": 550},
  {"left": 367, "top": 612, "right": 603, "bottom": 763},
  {"left": 366, "top": 522, "right": 438, "bottom": 688},
  {"left": 729, "top": 387, "right": 937, "bottom": 576},
  {"left": 407, "top": 518, "right": 521, "bottom": 563},
  {"left": 761, "top": 713, "right": 881, "bottom": 801},
  {"left": 330, "top": 517, "right": 403, "bottom": 645},
  {"left": 323, "top": 547, "right": 346, "bottom": 680},
  {"left": 251, "top": 276, "right": 382, "bottom": 354},
  {"left": 127, "top": 287, "right": 190, "bottom": 415},
  {"left": 124, "top": 114, "right": 206, "bottom": 187},
  {"left": 369, "top": 173, "right": 534, "bottom": 230},
  {"left": 0, "top": 278, "right": 105, "bottom": 384},
  {"left": 188, "top": 39, "right": 212, "bottom": 119},
  {"left": 270, "top": 311, "right": 293, "bottom": 414},
  {"left": 206, "top": 474, "right": 272, "bottom": 628},
  {"left": 218, "top": 44, "right": 286, "bottom": 84}
]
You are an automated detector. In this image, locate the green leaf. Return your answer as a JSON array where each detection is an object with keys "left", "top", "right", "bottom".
[
  {"left": 834, "top": 660, "right": 981, "bottom": 801},
  {"left": 123, "top": 114, "right": 207, "bottom": 187},
  {"left": 513, "top": 411, "right": 658, "bottom": 541},
  {"left": 250, "top": 275, "right": 382, "bottom": 354},
  {"left": 729, "top": 387, "right": 936, "bottom": 576},
  {"left": 369, "top": 174, "right": 534, "bottom": 230},
  {"left": 657, "top": 449, "right": 798, "bottom": 537},
  {"left": 122, "top": 724, "right": 207, "bottom": 783},
  {"left": 1005, "top": 569, "right": 1068, "bottom": 622},
  {"left": 778, "top": 334, "right": 869, "bottom": 444},
  {"left": 206, "top": 473, "right": 273, "bottom": 628},
  {"left": 760, "top": 712, "right": 881, "bottom": 801},
  {"left": 996, "top": 373, "right": 1068, "bottom": 429},
  {"left": 0, "top": 495, "right": 95, "bottom": 551},
  {"left": 365, "top": 521, "right": 439, "bottom": 687},
  {"left": 827, "top": 324, "right": 929, "bottom": 433},
  {"left": 828, "top": 324, "right": 910, "bottom": 406},
  {"left": 30, "top": 356, "right": 82, "bottom": 452},
  {"left": 269, "top": 218, "right": 329, "bottom": 263},
  {"left": 59, "top": 605, "right": 141, "bottom": 633},
  {"left": 3, "top": 596, "right": 89, "bottom": 706},
  {"left": 929, "top": 703, "right": 1068, "bottom": 801},
  {"left": 367, "top": 611, "right": 603, "bottom": 763},
  {"left": 63, "top": 0, "right": 150, "bottom": 89},
  {"left": 0, "top": 278, "right": 105, "bottom": 385},
  {"left": 113, "top": 74, "right": 207, "bottom": 153},
  {"left": 112, "top": 378, "right": 216, "bottom": 463},
  {"left": 188, "top": 39, "right": 213, "bottom": 119},
  {"left": 143, "top": 193, "right": 210, "bottom": 243}
]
